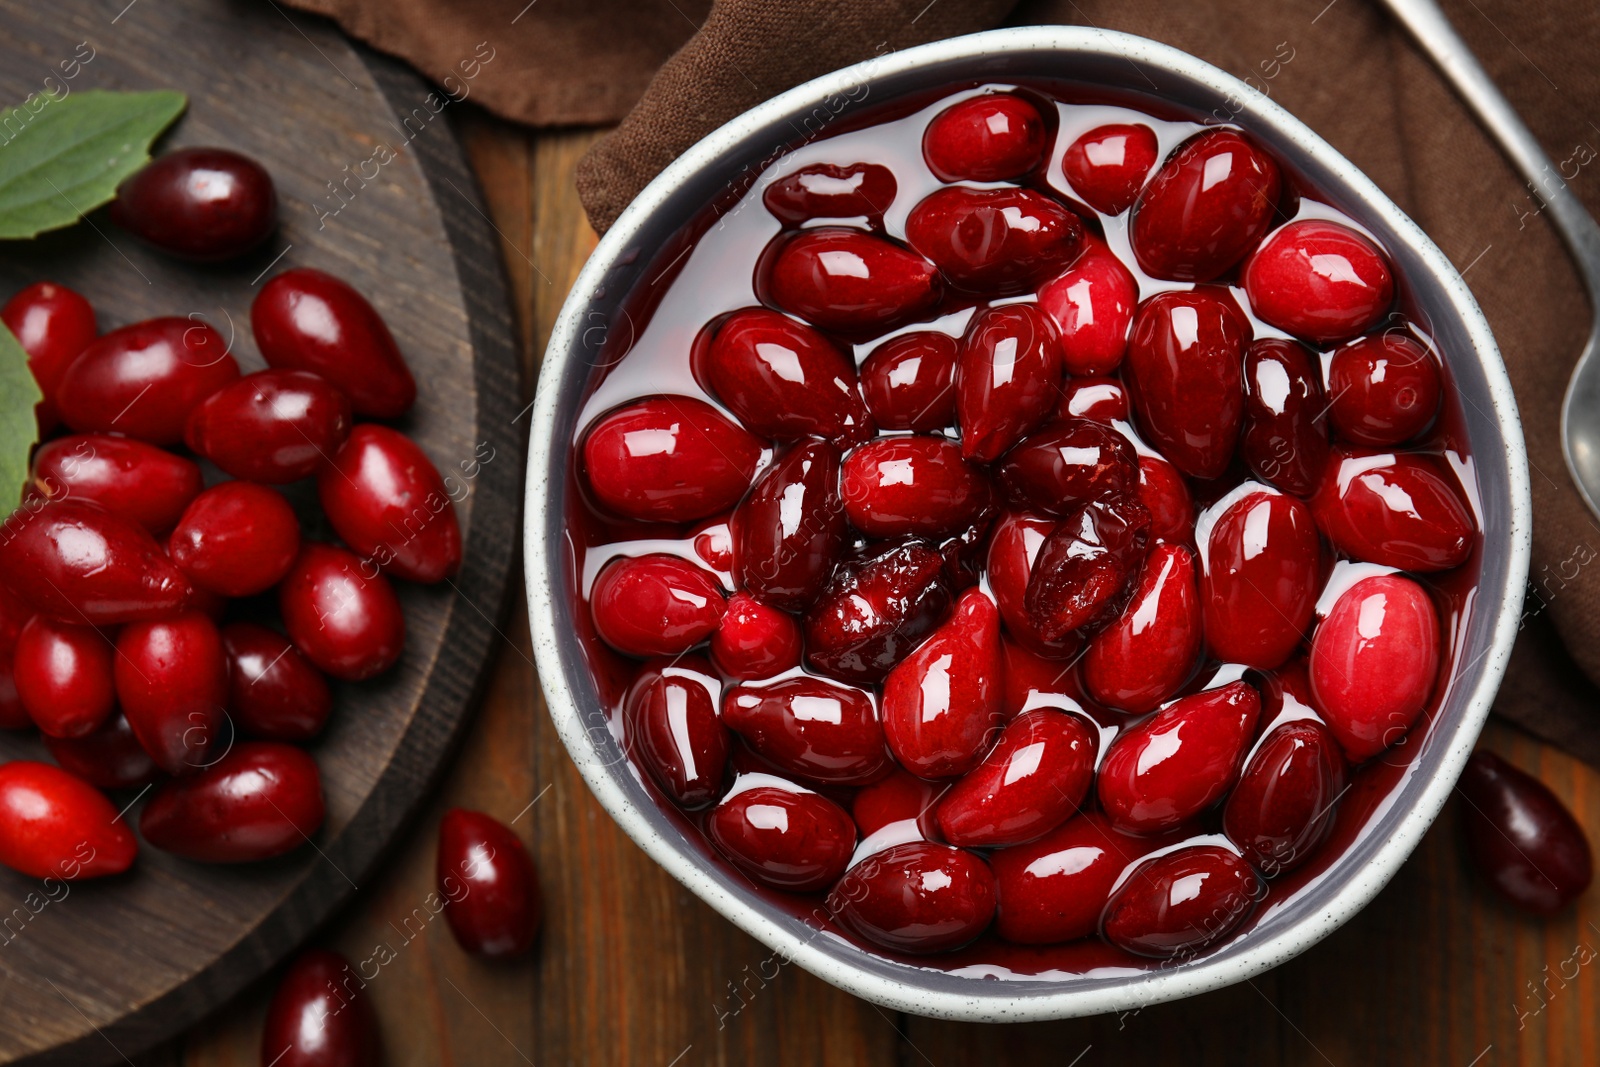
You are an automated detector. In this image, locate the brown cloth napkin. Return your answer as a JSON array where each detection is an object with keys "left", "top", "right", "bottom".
[{"left": 291, "top": 0, "right": 1600, "bottom": 761}]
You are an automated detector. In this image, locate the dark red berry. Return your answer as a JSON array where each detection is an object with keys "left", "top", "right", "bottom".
[
  {"left": 318, "top": 424, "right": 462, "bottom": 583},
  {"left": 253, "top": 268, "right": 416, "bottom": 417},
  {"left": 906, "top": 186, "right": 1083, "bottom": 294},
  {"left": 922, "top": 93, "right": 1048, "bottom": 182},
  {"left": 730, "top": 439, "right": 845, "bottom": 612},
  {"left": 763, "top": 162, "right": 898, "bottom": 227},
  {"left": 169, "top": 481, "right": 300, "bottom": 597},
  {"left": 1061, "top": 123, "right": 1159, "bottom": 215},
  {"left": 55, "top": 317, "right": 239, "bottom": 445},
  {"left": 1458, "top": 750, "right": 1592, "bottom": 915},
  {"left": 697, "top": 308, "right": 874, "bottom": 443},
  {"left": 2, "top": 281, "right": 97, "bottom": 432},
  {"left": 859, "top": 331, "right": 958, "bottom": 432},
  {"left": 110, "top": 147, "right": 277, "bottom": 261},
  {"left": 1024, "top": 498, "right": 1151, "bottom": 641},
  {"left": 1326, "top": 331, "right": 1442, "bottom": 446},
  {"left": 185, "top": 369, "right": 353, "bottom": 483},
  {"left": 803, "top": 540, "right": 951, "bottom": 684},
  {"left": 1130, "top": 128, "right": 1282, "bottom": 281},
  {"left": 583, "top": 395, "right": 764, "bottom": 524},
  {"left": 766, "top": 228, "right": 941, "bottom": 334}
]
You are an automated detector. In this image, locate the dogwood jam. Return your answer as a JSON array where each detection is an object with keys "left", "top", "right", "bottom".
[{"left": 564, "top": 80, "right": 1481, "bottom": 976}]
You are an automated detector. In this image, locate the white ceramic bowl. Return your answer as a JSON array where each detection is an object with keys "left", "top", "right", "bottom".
[{"left": 525, "top": 26, "right": 1531, "bottom": 1021}]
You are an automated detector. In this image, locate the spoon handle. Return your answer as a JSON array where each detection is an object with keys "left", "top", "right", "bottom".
[{"left": 1378, "top": 0, "right": 1600, "bottom": 296}]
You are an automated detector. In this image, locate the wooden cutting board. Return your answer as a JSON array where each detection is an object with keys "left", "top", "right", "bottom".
[{"left": 0, "top": 1, "right": 520, "bottom": 1063}]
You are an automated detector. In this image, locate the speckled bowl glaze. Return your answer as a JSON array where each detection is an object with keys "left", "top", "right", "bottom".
[{"left": 525, "top": 27, "right": 1531, "bottom": 1021}]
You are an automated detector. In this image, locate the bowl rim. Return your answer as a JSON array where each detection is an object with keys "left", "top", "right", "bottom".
[{"left": 525, "top": 25, "right": 1532, "bottom": 1022}]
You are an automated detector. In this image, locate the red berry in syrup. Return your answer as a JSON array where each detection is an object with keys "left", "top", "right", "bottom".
[
  {"left": 625, "top": 656, "right": 727, "bottom": 808},
  {"left": 859, "top": 331, "right": 958, "bottom": 433},
  {"left": 697, "top": 307, "right": 874, "bottom": 443},
  {"left": 140, "top": 741, "right": 325, "bottom": 862},
  {"left": 985, "top": 510, "right": 1083, "bottom": 659},
  {"left": 29, "top": 434, "right": 202, "bottom": 535},
  {"left": 935, "top": 708, "right": 1096, "bottom": 848},
  {"left": 906, "top": 186, "right": 1083, "bottom": 294},
  {"left": 0, "top": 761, "right": 137, "bottom": 879},
  {"left": 1136, "top": 454, "right": 1197, "bottom": 546},
  {"left": 829, "top": 841, "right": 996, "bottom": 954},
  {"left": 766, "top": 227, "right": 941, "bottom": 334},
  {"left": 1083, "top": 541, "right": 1201, "bottom": 714},
  {"left": 1097, "top": 681, "right": 1260, "bottom": 834},
  {"left": 922, "top": 93, "right": 1048, "bottom": 182},
  {"left": 710, "top": 592, "right": 802, "bottom": 679},
  {"left": 996, "top": 418, "right": 1139, "bottom": 517},
  {"left": 582, "top": 394, "right": 764, "bottom": 524},
  {"left": 881, "top": 587, "right": 1004, "bottom": 778},
  {"left": 1326, "top": 331, "right": 1442, "bottom": 446},
  {"left": 55, "top": 317, "right": 239, "bottom": 445},
  {"left": 590, "top": 553, "right": 725, "bottom": 658},
  {"left": 1025, "top": 497, "right": 1151, "bottom": 641},
  {"left": 1200, "top": 489, "right": 1323, "bottom": 670},
  {"left": 956, "top": 303, "right": 1063, "bottom": 462},
  {"left": 730, "top": 439, "right": 844, "bottom": 612},
  {"left": 802, "top": 540, "right": 951, "bottom": 683},
  {"left": 279, "top": 542, "right": 406, "bottom": 681},
  {"left": 1310, "top": 448, "right": 1474, "bottom": 572},
  {"left": 318, "top": 424, "right": 462, "bottom": 583},
  {"left": 169, "top": 481, "right": 301, "bottom": 597},
  {"left": 991, "top": 812, "right": 1154, "bottom": 945},
  {"left": 762, "top": 162, "right": 898, "bottom": 227},
  {"left": 1, "top": 281, "right": 97, "bottom": 432},
  {"left": 253, "top": 268, "right": 416, "bottom": 417},
  {"left": 708, "top": 780, "right": 856, "bottom": 891},
  {"left": 1102, "top": 845, "right": 1260, "bottom": 958},
  {"left": 1061, "top": 123, "right": 1159, "bottom": 215},
  {"left": 13, "top": 616, "right": 115, "bottom": 738},
  {"left": 1036, "top": 235, "right": 1138, "bottom": 375},
  {"left": 1123, "top": 289, "right": 1248, "bottom": 480},
  {"left": 110, "top": 147, "right": 277, "bottom": 261},
  {"left": 1224, "top": 719, "right": 1345, "bottom": 876},
  {"left": 185, "top": 369, "right": 353, "bottom": 483},
  {"left": 222, "top": 622, "right": 334, "bottom": 742},
  {"left": 1241, "top": 219, "right": 1394, "bottom": 345},
  {"left": 999, "top": 635, "right": 1091, "bottom": 719},
  {"left": 1130, "top": 128, "right": 1282, "bottom": 281},
  {"left": 438, "top": 808, "right": 543, "bottom": 957},
  {"left": 1239, "top": 338, "right": 1331, "bottom": 496},
  {"left": 1458, "top": 750, "right": 1592, "bottom": 915},
  {"left": 985, "top": 812, "right": 1152, "bottom": 947},
  {"left": 723, "top": 674, "right": 891, "bottom": 786},
  {"left": 841, "top": 435, "right": 992, "bottom": 539},
  {"left": 1309, "top": 574, "right": 1440, "bottom": 762},
  {"left": 0, "top": 499, "right": 193, "bottom": 624}
]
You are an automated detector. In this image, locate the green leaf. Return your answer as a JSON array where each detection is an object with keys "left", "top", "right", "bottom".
[
  {"left": 0, "top": 89, "right": 187, "bottom": 239},
  {"left": 0, "top": 323, "right": 40, "bottom": 511}
]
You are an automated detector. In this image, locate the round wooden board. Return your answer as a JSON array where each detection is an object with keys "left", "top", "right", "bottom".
[{"left": 0, "top": 2, "right": 520, "bottom": 1063}]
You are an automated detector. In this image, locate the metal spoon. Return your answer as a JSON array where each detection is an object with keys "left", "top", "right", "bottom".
[{"left": 1378, "top": 0, "right": 1600, "bottom": 518}]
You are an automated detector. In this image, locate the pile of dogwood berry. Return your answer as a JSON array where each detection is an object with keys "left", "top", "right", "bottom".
[{"left": 0, "top": 147, "right": 473, "bottom": 879}]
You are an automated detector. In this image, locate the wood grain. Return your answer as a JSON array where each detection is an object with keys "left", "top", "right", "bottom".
[
  {"left": 137, "top": 103, "right": 1600, "bottom": 1067},
  {"left": 0, "top": 3, "right": 518, "bottom": 1063}
]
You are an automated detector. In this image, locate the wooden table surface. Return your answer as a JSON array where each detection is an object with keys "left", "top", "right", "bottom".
[{"left": 124, "top": 109, "right": 1600, "bottom": 1067}]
